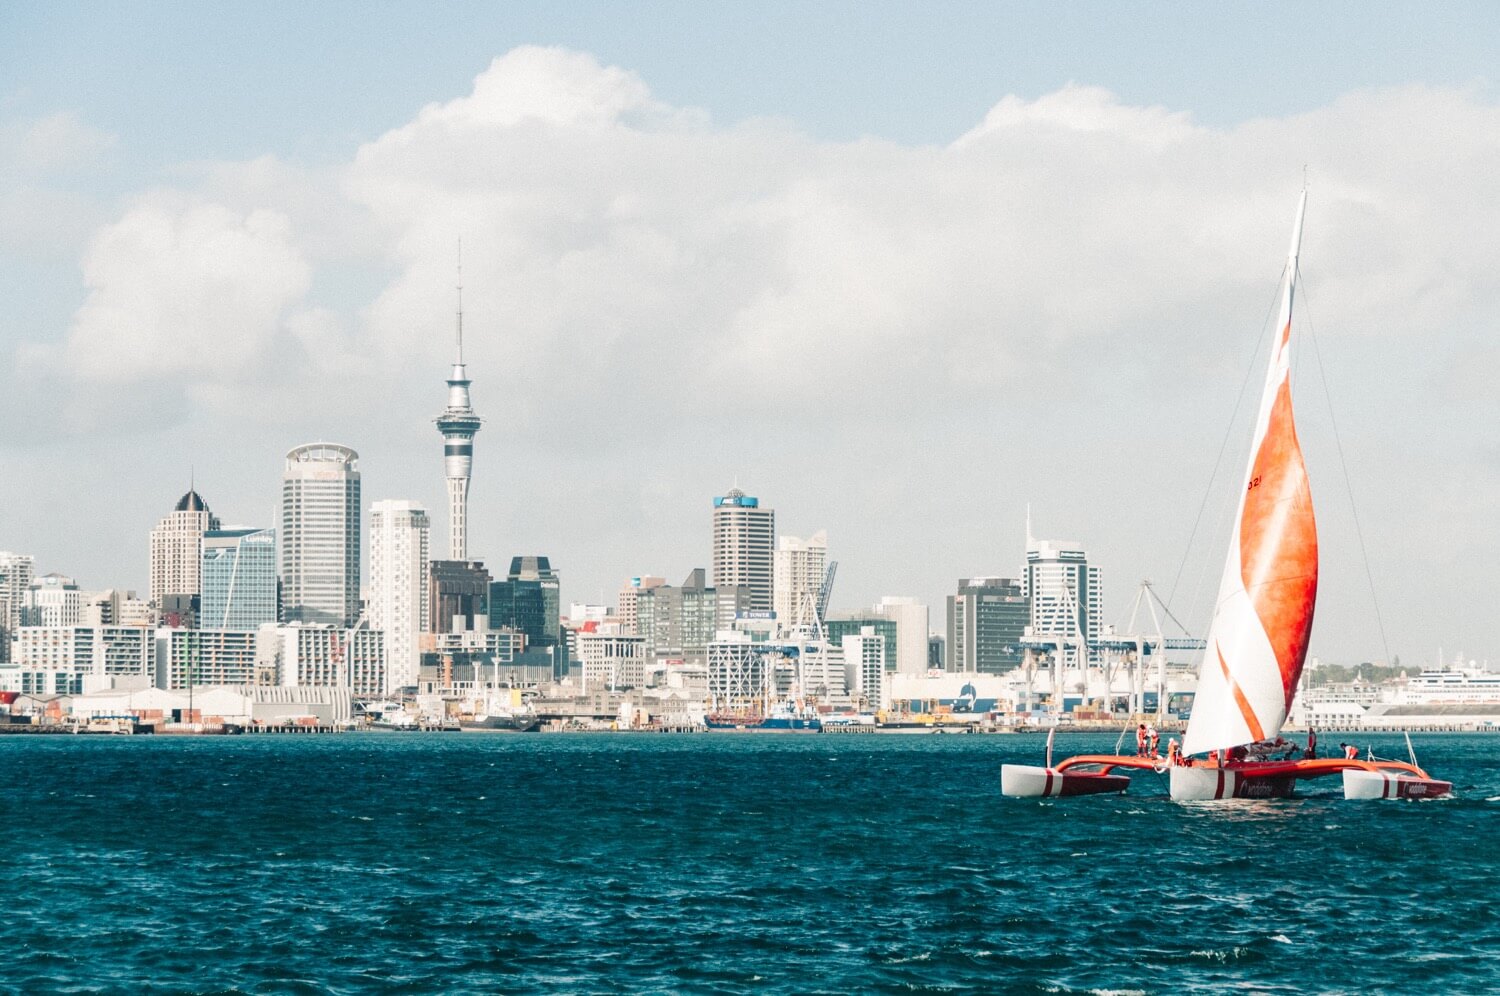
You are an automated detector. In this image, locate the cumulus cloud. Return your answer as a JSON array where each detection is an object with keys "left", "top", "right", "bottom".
[
  {"left": 8, "top": 46, "right": 1500, "bottom": 660},
  {"left": 43, "top": 200, "right": 310, "bottom": 384}
]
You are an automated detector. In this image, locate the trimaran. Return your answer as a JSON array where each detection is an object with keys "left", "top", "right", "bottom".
[{"left": 1002, "top": 191, "right": 1452, "bottom": 802}]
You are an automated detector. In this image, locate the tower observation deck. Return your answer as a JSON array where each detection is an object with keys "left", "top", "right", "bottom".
[{"left": 435, "top": 264, "right": 482, "bottom": 560}]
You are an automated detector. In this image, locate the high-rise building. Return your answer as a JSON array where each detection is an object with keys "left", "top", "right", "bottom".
[
  {"left": 1023, "top": 536, "right": 1103, "bottom": 659},
  {"left": 435, "top": 277, "right": 482, "bottom": 561},
  {"left": 841, "top": 626, "right": 888, "bottom": 709},
  {"left": 0, "top": 551, "right": 36, "bottom": 662},
  {"left": 872, "top": 596, "right": 931, "bottom": 675},
  {"left": 712, "top": 488, "right": 774, "bottom": 613},
  {"left": 636, "top": 568, "right": 750, "bottom": 665},
  {"left": 200, "top": 528, "right": 278, "bottom": 630},
  {"left": 21, "top": 573, "right": 82, "bottom": 627},
  {"left": 773, "top": 530, "right": 827, "bottom": 632},
  {"left": 368, "top": 500, "right": 430, "bottom": 693},
  {"left": 824, "top": 614, "right": 898, "bottom": 670},
  {"left": 946, "top": 577, "right": 1029, "bottom": 674},
  {"left": 428, "top": 560, "right": 491, "bottom": 634},
  {"left": 617, "top": 575, "right": 665, "bottom": 635},
  {"left": 150, "top": 490, "right": 220, "bottom": 614},
  {"left": 280, "top": 443, "right": 361, "bottom": 626}
]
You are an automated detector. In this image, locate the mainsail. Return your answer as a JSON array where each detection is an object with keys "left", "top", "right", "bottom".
[{"left": 1182, "top": 193, "right": 1319, "bottom": 757}]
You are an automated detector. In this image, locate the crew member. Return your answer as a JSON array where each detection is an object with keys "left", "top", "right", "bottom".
[
  {"left": 1136, "top": 723, "right": 1148, "bottom": 757},
  {"left": 1146, "top": 723, "right": 1160, "bottom": 758},
  {"left": 1344, "top": 742, "right": 1360, "bottom": 761},
  {"left": 1306, "top": 728, "right": 1317, "bottom": 760},
  {"left": 1167, "top": 737, "right": 1181, "bottom": 766}
]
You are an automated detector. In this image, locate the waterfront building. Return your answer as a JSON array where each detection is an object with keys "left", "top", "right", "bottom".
[
  {"left": 434, "top": 280, "right": 482, "bottom": 560},
  {"left": 2, "top": 625, "right": 155, "bottom": 695},
  {"left": 841, "top": 626, "right": 888, "bottom": 710},
  {"left": 1024, "top": 535, "right": 1103, "bottom": 662},
  {"left": 712, "top": 488, "right": 774, "bottom": 612},
  {"left": 20, "top": 573, "right": 83, "bottom": 627},
  {"left": 635, "top": 569, "right": 751, "bottom": 665},
  {"left": 368, "top": 500, "right": 430, "bottom": 693},
  {"left": 418, "top": 623, "right": 533, "bottom": 694},
  {"left": 200, "top": 528, "right": 278, "bottom": 630},
  {"left": 0, "top": 551, "right": 36, "bottom": 662},
  {"left": 773, "top": 530, "right": 827, "bottom": 633},
  {"left": 946, "top": 577, "right": 1029, "bottom": 674},
  {"left": 824, "top": 615, "right": 898, "bottom": 671},
  {"left": 267, "top": 623, "right": 385, "bottom": 696},
  {"left": 873, "top": 597, "right": 931, "bottom": 675},
  {"left": 490, "top": 556, "right": 561, "bottom": 650},
  {"left": 429, "top": 559, "right": 491, "bottom": 634},
  {"left": 617, "top": 575, "right": 665, "bottom": 635},
  {"left": 155, "top": 628, "right": 260, "bottom": 689},
  {"left": 576, "top": 632, "right": 647, "bottom": 692},
  {"left": 280, "top": 443, "right": 361, "bottom": 626},
  {"left": 149, "top": 490, "right": 220, "bottom": 614}
]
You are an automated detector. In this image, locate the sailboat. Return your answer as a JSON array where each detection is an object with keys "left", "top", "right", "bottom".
[{"left": 1002, "top": 191, "right": 1451, "bottom": 802}]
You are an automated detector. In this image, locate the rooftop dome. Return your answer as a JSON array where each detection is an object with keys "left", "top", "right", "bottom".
[{"left": 175, "top": 489, "right": 212, "bottom": 513}]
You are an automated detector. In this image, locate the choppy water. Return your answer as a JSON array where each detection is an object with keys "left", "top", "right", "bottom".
[{"left": 4, "top": 731, "right": 1499, "bottom": 994}]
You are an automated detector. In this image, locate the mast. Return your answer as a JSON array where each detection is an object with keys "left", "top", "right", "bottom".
[{"left": 1182, "top": 191, "right": 1318, "bottom": 757}]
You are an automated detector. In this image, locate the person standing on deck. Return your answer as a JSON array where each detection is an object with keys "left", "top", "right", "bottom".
[
  {"left": 1135, "top": 723, "right": 1147, "bottom": 757},
  {"left": 1307, "top": 728, "right": 1317, "bottom": 760}
]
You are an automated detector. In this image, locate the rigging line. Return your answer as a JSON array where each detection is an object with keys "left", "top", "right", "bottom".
[
  {"left": 1298, "top": 268, "right": 1394, "bottom": 667},
  {"left": 1165, "top": 265, "right": 1289, "bottom": 614}
]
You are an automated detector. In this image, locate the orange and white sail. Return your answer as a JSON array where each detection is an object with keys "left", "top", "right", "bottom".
[{"left": 1182, "top": 193, "right": 1318, "bottom": 757}]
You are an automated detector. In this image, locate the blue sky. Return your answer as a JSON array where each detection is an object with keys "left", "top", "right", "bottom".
[
  {"left": 6, "top": 3, "right": 1496, "bottom": 161},
  {"left": 2, "top": 4, "right": 1497, "bottom": 664}
]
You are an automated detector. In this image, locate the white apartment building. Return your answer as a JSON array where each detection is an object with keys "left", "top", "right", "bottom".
[
  {"left": 872, "top": 596, "right": 930, "bottom": 675},
  {"left": 21, "top": 574, "right": 84, "bottom": 627},
  {"left": 269, "top": 624, "right": 386, "bottom": 697},
  {"left": 368, "top": 500, "right": 430, "bottom": 693},
  {"left": 773, "top": 530, "right": 828, "bottom": 634},
  {"left": 156, "top": 629, "right": 259, "bottom": 689},
  {"left": 841, "top": 626, "right": 888, "bottom": 710},
  {"left": 0, "top": 551, "right": 36, "bottom": 653},
  {"left": 712, "top": 488, "right": 774, "bottom": 613},
  {"left": 149, "top": 490, "right": 219, "bottom": 608},
  {"left": 576, "top": 633, "right": 647, "bottom": 692},
  {"left": 2, "top": 625, "right": 156, "bottom": 694}
]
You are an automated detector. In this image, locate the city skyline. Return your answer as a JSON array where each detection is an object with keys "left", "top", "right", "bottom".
[{"left": 3, "top": 8, "right": 1498, "bottom": 664}]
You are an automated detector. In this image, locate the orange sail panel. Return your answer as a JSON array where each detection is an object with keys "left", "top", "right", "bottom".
[
  {"left": 1238, "top": 374, "right": 1318, "bottom": 712},
  {"left": 1181, "top": 192, "right": 1318, "bottom": 758}
]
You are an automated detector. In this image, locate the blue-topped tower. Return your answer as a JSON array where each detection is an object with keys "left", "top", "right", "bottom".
[{"left": 435, "top": 257, "right": 483, "bottom": 560}]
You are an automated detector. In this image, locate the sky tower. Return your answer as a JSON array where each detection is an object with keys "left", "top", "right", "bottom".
[{"left": 435, "top": 255, "right": 482, "bottom": 560}]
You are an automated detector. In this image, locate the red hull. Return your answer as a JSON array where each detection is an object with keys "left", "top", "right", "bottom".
[{"left": 1054, "top": 772, "right": 1132, "bottom": 797}]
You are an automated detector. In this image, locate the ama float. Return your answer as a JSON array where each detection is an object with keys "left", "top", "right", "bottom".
[{"left": 1001, "top": 192, "right": 1452, "bottom": 803}]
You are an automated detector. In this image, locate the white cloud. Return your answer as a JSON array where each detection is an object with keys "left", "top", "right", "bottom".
[
  {"left": 44, "top": 200, "right": 310, "bottom": 384},
  {"left": 8, "top": 48, "right": 1500, "bottom": 661}
]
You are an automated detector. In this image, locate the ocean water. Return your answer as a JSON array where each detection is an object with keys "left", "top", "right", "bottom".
[{"left": 4, "top": 731, "right": 1498, "bottom": 995}]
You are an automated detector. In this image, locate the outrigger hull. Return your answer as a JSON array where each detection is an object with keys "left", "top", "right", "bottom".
[
  {"left": 1342, "top": 768, "right": 1453, "bottom": 801},
  {"left": 1000, "top": 764, "right": 1130, "bottom": 798}
]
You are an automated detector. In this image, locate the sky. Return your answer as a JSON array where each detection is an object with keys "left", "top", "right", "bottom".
[{"left": 2, "top": 3, "right": 1497, "bottom": 667}]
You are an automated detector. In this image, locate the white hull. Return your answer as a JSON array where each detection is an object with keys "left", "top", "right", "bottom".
[{"left": 1001, "top": 764, "right": 1055, "bottom": 797}]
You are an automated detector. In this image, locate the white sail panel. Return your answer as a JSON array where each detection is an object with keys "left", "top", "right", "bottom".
[{"left": 1182, "top": 193, "right": 1318, "bottom": 757}]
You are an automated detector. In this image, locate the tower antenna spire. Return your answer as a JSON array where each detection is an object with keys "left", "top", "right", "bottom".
[{"left": 456, "top": 237, "right": 464, "bottom": 365}]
